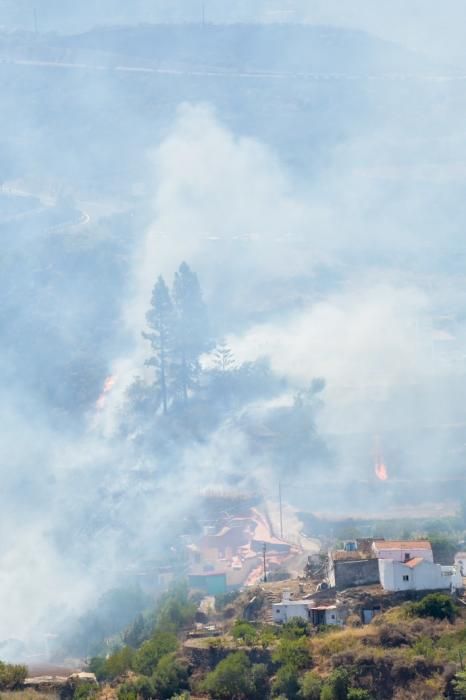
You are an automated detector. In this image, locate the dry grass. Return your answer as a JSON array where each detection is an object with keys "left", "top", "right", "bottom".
[
  {"left": 1, "top": 692, "right": 57, "bottom": 700},
  {"left": 311, "top": 625, "right": 378, "bottom": 658}
]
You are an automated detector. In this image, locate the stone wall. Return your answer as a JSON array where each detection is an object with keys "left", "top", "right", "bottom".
[
  {"left": 334, "top": 558, "right": 380, "bottom": 590},
  {"left": 183, "top": 642, "right": 273, "bottom": 672}
]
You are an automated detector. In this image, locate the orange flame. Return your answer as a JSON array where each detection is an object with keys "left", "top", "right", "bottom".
[
  {"left": 103, "top": 376, "right": 116, "bottom": 393},
  {"left": 96, "top": 375, "right": 117, "bottom": 410},
  {"left": 375, "top": 461, "right": 388, "bottom": 481}
]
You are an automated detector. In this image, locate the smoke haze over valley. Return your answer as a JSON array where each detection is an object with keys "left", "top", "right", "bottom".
[{"left": 2, "top": 0, "right": 466, "bottom": 661}]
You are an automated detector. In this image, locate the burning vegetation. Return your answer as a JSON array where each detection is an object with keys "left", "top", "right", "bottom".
[{"left": 95, "top": 374, "right": 117, "bottom": 410}]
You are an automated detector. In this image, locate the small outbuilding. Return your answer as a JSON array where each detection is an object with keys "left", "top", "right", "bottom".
[
  {"left": 309, "top": 604, "right": 340, "bottom": 627},
  {"left": 272, "top": 591, "right": 341, "bottom": 626},
  {"left": 272, "top": 591, "right": 311, "bottom": 623}
]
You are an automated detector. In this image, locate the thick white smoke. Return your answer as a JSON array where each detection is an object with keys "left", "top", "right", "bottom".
[{"left": 2, "top": 4, "right": 466, "bottom": 652}]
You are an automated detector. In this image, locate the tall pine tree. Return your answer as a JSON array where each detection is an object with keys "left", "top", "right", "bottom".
[
  {"left": 212, "top": 338, "right": 236, "bottom": 406},
  {"left": 172, "top": 262, "right": 209, "bottom": 403},
  {"left": 213, "top": 339, "right": 235, "bottom": 373},
  {"left": 143, "top": 275, "right": 174, "bottom": 414}
]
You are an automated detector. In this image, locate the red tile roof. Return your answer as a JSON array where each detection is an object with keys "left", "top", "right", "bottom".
[
  {"left": 373, "top": 540, "right": 432, "bottom": 551},
  {"left": 405, "top": 557, "right": 425, "bottom": 568}
]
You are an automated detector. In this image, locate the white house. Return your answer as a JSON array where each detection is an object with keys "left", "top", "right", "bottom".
[
  {"left": 379, "top": 557, "right": 462, "bottom": 592},
  {"left": 272, "top": 599, "right": 310, "bottom": 623},
  {"left": 272, "top": 591, "right": 341, "bottom": 625},
  {"left": 372, "top": 540, "right": 433, "bottom": 563},
  {"left": 455, "top": 552, "right": 466, "bottom": 575},
  {"left": 272, "top": 591, "right": 311, "bottom": 623}
]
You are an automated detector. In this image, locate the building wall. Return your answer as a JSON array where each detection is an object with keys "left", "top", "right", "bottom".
[
  {"left": 328, "top": 556, "right": 336, "bottom": 588},
  {"left": 455, "top": 555, "right": 466, "bottom": 575},
  {"left": 188, "top": 573, "right": 227, "bottom": 595},
  {"left": 272, "top": 603, "right": 309, "bottom": 623},
  {"left": 379, "top": 559, "right": 461, "bottom": 592},
  {"left": 379, "top": 560, "right": 416, "bottom": 591},
  {"left": 333, "top": 558, "right": 380, "bottom": 590},
  {"left": 324, "top": 609, "right": 340, "bottom": 625},
  {"left": 375, "top": 546, "right": 433, "bottom": 563}
]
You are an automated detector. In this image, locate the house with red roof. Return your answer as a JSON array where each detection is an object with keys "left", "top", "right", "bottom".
[{"left": 377, "top": 541, "right": 462, "bottom": 593}]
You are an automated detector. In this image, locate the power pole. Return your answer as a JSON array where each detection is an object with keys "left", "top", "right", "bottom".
[
  {"left": 262, "top": 542, "right": 267, "bottom": 583},
  {"left": 279, "top": 481, "right": 284, "bottom": 539}
]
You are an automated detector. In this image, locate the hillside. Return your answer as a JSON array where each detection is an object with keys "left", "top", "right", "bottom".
[
  {"left": 0, "top": 22, "right": 447, "bottom": 189},
  {"left": 4, "top": 586, "right": 466, "bottom": 699},
  {"left": 60, "top": 24, "right": 431, "bottom": 76}
]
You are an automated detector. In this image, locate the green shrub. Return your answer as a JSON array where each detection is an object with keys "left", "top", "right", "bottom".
[
  {"left": 88, "top": 657, "right": 107, "bottom": 681},
  {"left": 410, "top": 635, "right": 435, "bottom": 661},
  {"left": 347, "top": 690, "right": 373, "bottom": 700},
  {"left": 231, "top": 620, "right": 258, "bottom": 646},
  {"left": 154, "top": 584, "right": 197, "bottom": 633},
  {"left": 452, "top": 670, "right": 466, "bottom": 699},
  {"left": 202, "top": 651, "right": 267, "bottom": 700},
  {"left": 258, "top": 628, "right": 277, "bottom": 649},
  {"left": 133, "top": 676, "right": 154, "bottom": 700},
  {"left": 98, "top": 646, "right": 134, "bottom": 681},
  {"left": 321, "top": 669, "right": 349, "bottom": 700},
  {"left": 73, "top": 683, "right": 98, "bottom": 700},
  {"left": 298, "top": 670, "right": 322, "bottom": 699},
  {"left": 281, "top": 619, "right": 310, "bottom": 639},
  {"left": 272, "top": 637, "right": 311, "bottom": 670},
  {"left": 123, "top": 613, "right": 150, "bottom": 649},
  {"left": 320, "top": 686, "right": 333, "bottom": 700},
  {"left": 272, "top": 665, "right": 300, "bottom": 699},
  {"left": 0, "top": 661, "right": 27, "bottom": 690},
  {"left": 133, "top": 632, "right": 178, "bottom": 676},
  {"left": 152, "top": 653, "right": 189, "bottom": 699},
  {"left": 117, "top": 683, "right": 138, "bottom": 700},
  {"left": 249, "top": 664, "right": 269, "bottom": 700},
  {"left": 409, "top": 593, "right": 457, "bottom": 622},
  {"left": 116, "top": 676, "right": 154, "bottom": 700}
]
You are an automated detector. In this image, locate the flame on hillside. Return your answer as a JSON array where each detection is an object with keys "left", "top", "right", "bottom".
[
  {"left": 374, "top": 435, "right": 389, "bottom": 481},
  {"left": 375, "top": 460, "right": 389, "bottom": 481},
  {"left": 96, "top": 375, "right": 117, "bottom": 410}
]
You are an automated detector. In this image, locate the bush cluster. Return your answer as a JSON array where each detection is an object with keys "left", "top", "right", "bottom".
[{"left": 0, "top": 661, "right": 27, "bottom": 690}]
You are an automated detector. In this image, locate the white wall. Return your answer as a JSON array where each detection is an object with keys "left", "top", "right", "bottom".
[
  {"left": 375, "top": 545, "right": 433, "bottom": 563},
  {"left": 455, "top": 555, "right": 466, "bottom": 575},
  {"left": 272, "top": 602, "right": 309, "bottom": 623},
  {"left": 379, "top": 559, "right": 398, "bottom": 590},
  {"left": 327, "top": 551, "right": 336, "bottom": 588},
  {"left": 324, "top": 608, "right": 340, "bottom": 625}
]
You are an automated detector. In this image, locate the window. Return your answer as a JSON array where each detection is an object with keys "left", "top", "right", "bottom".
[
  {"left": 404, "top": 553, "right": 411, "bottom": 562},
  {"left": 402, "top": 575, "right": 409, "bottom": 581},
  {"left": 276, "top": 609, "right": 280, "bottom": 613}
]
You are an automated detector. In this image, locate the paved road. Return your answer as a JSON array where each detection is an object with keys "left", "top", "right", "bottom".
[
  {"left": 5, "top": 56, "right": 466, "bottom": 83},
  {"left": 1, "top": 184, "right": 91, "bottom": 233}
]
